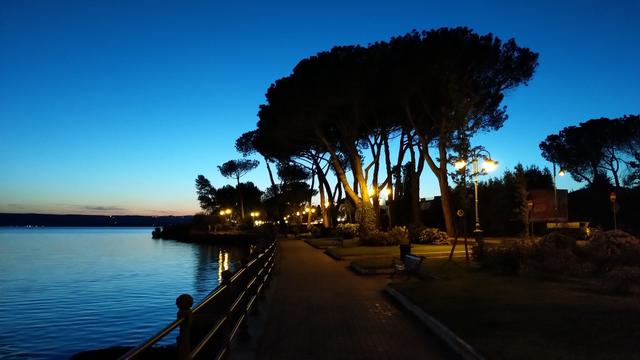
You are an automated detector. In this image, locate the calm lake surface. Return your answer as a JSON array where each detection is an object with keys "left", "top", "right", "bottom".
[{"left": 0, "top": 227, "right": 244, "bottom": 359}]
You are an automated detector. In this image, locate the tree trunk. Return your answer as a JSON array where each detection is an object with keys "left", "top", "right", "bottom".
[
  {"left": 319, "top": 180, "right": 330, "bottom": 227},
  {"left": 407, "top": 141, "right": 422, "bottom": 226},
  {"left": 307, "top": 165, "right": 316, "bottom": 230},
  {"left": 263, "top": 156, "right": 277, "bottom": 188},
  {"left": 419, "top": 136, "right": 455, "bottom": 236},
  {"left": 312, "top": 155, "right": 333, "bottom": 228},
  {"left": 236, "top": 177, "right": 245, "bottom": 220}
]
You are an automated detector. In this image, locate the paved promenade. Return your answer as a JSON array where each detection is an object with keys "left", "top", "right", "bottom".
[{"left": 243, "top": 237, "right": 455, "bottom": 360}]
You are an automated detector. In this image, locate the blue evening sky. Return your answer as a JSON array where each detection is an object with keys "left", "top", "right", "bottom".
[{"left": 1, "top": 0, "right": 638, "bottom": 215}]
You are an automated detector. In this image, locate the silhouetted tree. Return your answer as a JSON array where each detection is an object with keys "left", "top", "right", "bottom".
[
  {"left": 251, "top": 27, "right": 538, "bottom": 237},
  {"left": 236, "top": 182, "right": 263, "bottom": 216},
  {"left": 235, "top": 130, "right": 277, "bottom": 189},
  {"left": 392, "top": 28, "right": 538, "bottom": 235},
  {"left": 619, "top": 115, "right": 640, "bottom": 187},
  {"left": 218, "top": 159, "right": 260, "bottom": 185},
  {"left": 195, "top": 175, "right": 216, "bottom": 214},
  {"left": 540, "top": 116, "right": 640, "bottom": 188},
  {"left": 218, "top": 159, "right": 259, "bottom": 219},
  {"left": 215, "top": 185, "right": 238, "bottom": 212}
]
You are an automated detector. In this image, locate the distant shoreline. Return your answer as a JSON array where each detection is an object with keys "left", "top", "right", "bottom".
[{"left": 0, "top": 213, "right": 193, "bottom": 227}]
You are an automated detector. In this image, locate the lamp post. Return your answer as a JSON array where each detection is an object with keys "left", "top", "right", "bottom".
[
  {"left": 609, "top": 192, "right": 617, "bottom": 231},
  {"left": 250, "top": 211, "right": 260, "bottom": 225},
  {"left": 454, "top": 149, "right": 498, "bottom": 242},
  {"left": 219, "top": 208, "right": 232, "bottom": 223},
  {"left": 527, "top": 200, "right": 534, "bottom": 237}
]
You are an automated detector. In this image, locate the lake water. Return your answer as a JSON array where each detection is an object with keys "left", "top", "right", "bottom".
[{"left": 0, "top": 227, "right": 245, "bottom": 359}]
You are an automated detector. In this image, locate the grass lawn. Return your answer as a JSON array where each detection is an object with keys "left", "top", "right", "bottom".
[
  {"left": 326, "top": 243, "right": 464, "bottom": 260},
  {"left": 304, "top": 238, "right": 360, "bottom": 249},
  {"left": 304, "top": 238, "right": 338, "bottom": 249},
  {"left": 390, "top": 259, "right": 640, "bottom": 359},
  {"left": 352, "top": 256, "right": 396, "bottom": 269}
]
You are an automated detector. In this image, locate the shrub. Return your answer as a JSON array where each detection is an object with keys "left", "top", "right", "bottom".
[
  {"left": 586, "top": 230, "right": 640, "bottom": 272},
  {"left": 360, "top": 231, "right": 389, "bottom": 246},
  {"left": 523, "top": 244, "right": 581, "bottom": 278},
  {"left": 416, "top": 228, "right": 449, "bottom": 245},
  {"left": 518, "top": 232, "right": 582, "bottom": 278},
  {"left": 336, "top": 223, "right": 359, "bottom": 239},
  {"left": 408, "top": 224, "right": 425, "bottom": 243},
  {"left": 602, "top": 266, "right": 640, "bottom": 295},
  {"left": 312, "top": 225, "right": 336, "bottom": 238},
  {"left": 477, "top": 232, "right": 582, "bottom": 277},
  {"left": 538, "top": 231, "right": 577, "bottom": 250},
  {"left": 388, "top": 226, "right": 409, "bottom": 245},
  {"left": 360, "top": 226, "right": 408, "bottom": 246},
  {"left": 477, "top": 245, "right": 526, "bottom": 275}
]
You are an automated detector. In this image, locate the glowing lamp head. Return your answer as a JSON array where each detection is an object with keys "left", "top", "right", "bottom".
[
  {"left": 558, "top": 169, "right": 565, "bottom": 176},
  {"left": 481, "top": 159, "right": 498, "bottom": 172},
  {"left": 454, "top": 159, "right": 467, "bottom": 170},
  {"left": 219, "top": 210, "right": 225, "bottom": 216}
]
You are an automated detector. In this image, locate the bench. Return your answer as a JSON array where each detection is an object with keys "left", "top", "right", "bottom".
[{"left": 392, "top": 254, "right": 425, "bottom": 278}]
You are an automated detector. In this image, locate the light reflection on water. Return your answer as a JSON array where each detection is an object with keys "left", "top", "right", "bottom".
[
  {"left": 218, "top": 249, "right": 230, "bottom": 282},
  {"left": 0, "top": 228, "right": 247, "bottom": 359}
]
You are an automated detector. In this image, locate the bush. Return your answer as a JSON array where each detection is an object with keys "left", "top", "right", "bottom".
[
  {"left": 336, "top": 223, "right": 359, "bottom": 239},
  {"left": 517, "top": 232, "right": 581, "bottom": 278},
  {"left": 416, "top": 228, "right": 449, "bottom": 245},
  {"left": 477, "top": 232, "right": 581, "bottom": 277},
  {"left": 585, "top": 230, "right": 640, "bottom": 272},
  {"left": 311, "top": 225, "right": 337, "bottom": 238},
  {"left": 360, "top": 231, "right": 390, "bottom": 246},
  {"left": 360, "top": 226, "right": 408, "bottom": 246},
  {"left": 602, "top": 266, "right": 640, "bottom": 295},
  {"left": 388, "top": 226, "right": 409, "bottom": 245},
  {"left": 538, "top": 232, "right": 577, "bottom": 250},
  {"left": 477, "top": 245, "right": 526, "bottom": 275}
]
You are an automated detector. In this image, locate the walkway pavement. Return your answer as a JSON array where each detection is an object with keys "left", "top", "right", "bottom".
[{"left": 236, "top": 238, "right": 455, "bottom": 360}]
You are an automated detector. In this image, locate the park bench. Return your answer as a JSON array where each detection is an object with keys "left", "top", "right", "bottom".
[{"left": 392, "top": 253, "right": 425, "bottom": 278}]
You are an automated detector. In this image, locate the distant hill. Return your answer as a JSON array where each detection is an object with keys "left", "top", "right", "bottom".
[{"left": 0, "top": 213, "right": 193, "bottom": 227}]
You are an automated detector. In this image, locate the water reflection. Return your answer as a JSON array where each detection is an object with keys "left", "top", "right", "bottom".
[
  {"left": 0, "top": 228, "right": 254, "bottom": 359},
  {"left": 218, "top": 249, "right": 230, "bottom": 282},
  {"left": 192, "top": 243, "right": 252, "bottom": 299}
]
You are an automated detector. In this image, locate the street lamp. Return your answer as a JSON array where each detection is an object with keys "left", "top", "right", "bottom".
[
  {"left": 609, "top": 192, "right": 617, "bottom": 231},
  {"left": 454, "top": 149, "right": 498, "bottom": 241}
]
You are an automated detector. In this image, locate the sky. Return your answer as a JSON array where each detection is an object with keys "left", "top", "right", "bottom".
[{"left": 1, "top": 0, "right": 638, "bottom": 216}]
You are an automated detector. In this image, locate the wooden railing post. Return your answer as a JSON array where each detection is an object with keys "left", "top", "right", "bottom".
[{"left": 176, "top": 294, "right": 193, "bottom": 360}]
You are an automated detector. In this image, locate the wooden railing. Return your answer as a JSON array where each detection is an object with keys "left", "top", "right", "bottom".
[{"left": 119, "top": 239, "right": 277, "bottom": 360}]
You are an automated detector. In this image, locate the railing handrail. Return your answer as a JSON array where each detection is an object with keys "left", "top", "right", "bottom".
[
  {"left": 119, "top": 238, "right": 277, "bottom": 360},
  {"left": 119, "top": 318, "right": 184, "bottom": 359}
]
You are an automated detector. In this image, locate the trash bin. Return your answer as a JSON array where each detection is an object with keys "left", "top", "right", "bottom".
[{"left": 399, "top": 244, "right": 411, "bottom": 259}]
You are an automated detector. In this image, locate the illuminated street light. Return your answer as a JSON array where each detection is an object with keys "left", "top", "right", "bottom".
[
  {"left": 455, "top": 148, "right": 498, "bottom": 241},
  {"left": 220, "top": 208, "right": 232, "bottom": 222},
  {"left": 454, "top": 159, "right": 467, "bottom": 170}
]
